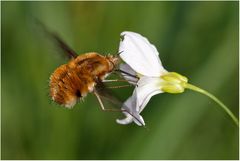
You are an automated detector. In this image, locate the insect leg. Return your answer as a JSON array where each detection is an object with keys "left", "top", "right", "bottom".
[
  {"left": 93, "top": 91, "right": 145, "bottom": 126},
  {"left": 102, "top": 79, "right": 128, "bottom": 83},
  {"left": 102, "top": 80, "right": 133, "bottom": 88},
  {"left": 94, "top": 91, "right": 123, "bottom": 112},
  {"left": 106, "top": 85, "right": 131, "bottom": 89},
  {"left": 103, "top": 79, "right": 137, "bottom": 85}
]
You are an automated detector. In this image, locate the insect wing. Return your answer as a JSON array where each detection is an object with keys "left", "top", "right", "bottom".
[
  {"left": 95, "top": 82, "right": 123, "bottom": 108},
  {"left": 36, "top": 20, "right": 78, "bottom": 59}
]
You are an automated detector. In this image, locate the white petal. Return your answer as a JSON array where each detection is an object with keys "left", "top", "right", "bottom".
[
  {"left": 116, "top": 96, "right": 135, "bottom": 125},
  {"left": 119, "top": 64, "right": 138, "bottom": 85},
  {"left": 132, "top": 113, "right": 145, "bottom": 126},
  {"left": 116, "top": 92, "right": 145, "bottom": 126},
  {"left": 119, "top": 31, "right": 167, "bottom": 77},
  {"left": 116, "top": 77, "right": 163, "bottom": 126},
  {"left": 116, "top": 110, "right": 145, "bottom": 126},
  {"left": 116, "top": 112, "right": 133, "bottom": 125},
  {"left": 135, "top": 76, "right": 163, "bottom": 113}
]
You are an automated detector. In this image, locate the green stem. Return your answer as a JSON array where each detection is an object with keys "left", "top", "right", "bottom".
[{"left": 185, "top": 83, "right": 239, "bottom": 127}]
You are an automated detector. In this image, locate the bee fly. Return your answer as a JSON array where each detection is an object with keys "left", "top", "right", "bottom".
[
  {"left": 38, "top": 21, "right": 143, "bottom": 124},
  {"left": 49, "top": 52, "right": 119, "bottom": 108}
]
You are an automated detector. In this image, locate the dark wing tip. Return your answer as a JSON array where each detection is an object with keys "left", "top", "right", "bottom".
[{"left": 35, "top": 19, "right": 78, "bottom": 59}]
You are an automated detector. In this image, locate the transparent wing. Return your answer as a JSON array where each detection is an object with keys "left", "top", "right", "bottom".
[
  {"left": 95, "top": 82, "right": 144, "bottom": 126},
  {"left": 94, "top": 82, "right": 123, "bottom": 107},
  {"left": 36, "top": 20, "right": 78, "bottom": 59}
]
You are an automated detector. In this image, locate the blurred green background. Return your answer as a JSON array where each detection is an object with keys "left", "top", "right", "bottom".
[{"left": 1, "top": 1, "right": 239, "bottom": 160}]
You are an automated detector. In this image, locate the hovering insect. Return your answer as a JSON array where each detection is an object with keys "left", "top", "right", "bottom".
[
  {"left": 38, "top": 22, "right": 142, "bottom": 125},
  {"left": 45, "top": 32, "right": 121, "bottom": 109},
  {"left": 49, "top": 51, "right": 120, "bottom": 108}
]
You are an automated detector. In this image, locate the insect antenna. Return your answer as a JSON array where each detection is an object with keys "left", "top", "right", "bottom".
[
  {"left": 116, "top": 51, "right": 123, "bottom": 56},
  {"left": 35, "top": 19, "right": 78, "bottom": 59}
]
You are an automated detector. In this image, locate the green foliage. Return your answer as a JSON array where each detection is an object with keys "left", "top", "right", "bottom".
[{"left": 1, "top": 1, "right": 238, "bottom": 159}]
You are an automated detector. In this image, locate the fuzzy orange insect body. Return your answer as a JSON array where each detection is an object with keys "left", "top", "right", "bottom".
[{"left": 49, "top": 52, "right": 119, "bottom": 108}]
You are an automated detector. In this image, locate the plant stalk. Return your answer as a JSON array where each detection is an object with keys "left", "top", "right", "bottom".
[{"left": 185, "top": 83, "right": 239, "bottom": 127}]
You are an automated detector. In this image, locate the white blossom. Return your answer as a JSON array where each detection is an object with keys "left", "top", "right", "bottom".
[{"left": 116, "top": 31, "right": 188, "bottom": 126}]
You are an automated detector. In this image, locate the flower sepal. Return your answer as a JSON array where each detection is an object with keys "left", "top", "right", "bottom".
[{"left": 160, "top": 72, "right": 188, "bottom": 94}]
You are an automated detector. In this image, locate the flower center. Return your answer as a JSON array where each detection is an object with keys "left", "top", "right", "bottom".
[{"left": 160, "top": 72, "right": 188, "bottom": 93}]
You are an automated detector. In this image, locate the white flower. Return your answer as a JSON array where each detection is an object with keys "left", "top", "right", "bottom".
[{"left": 116, "top": 31, "right": 188, "bottom": 126}]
